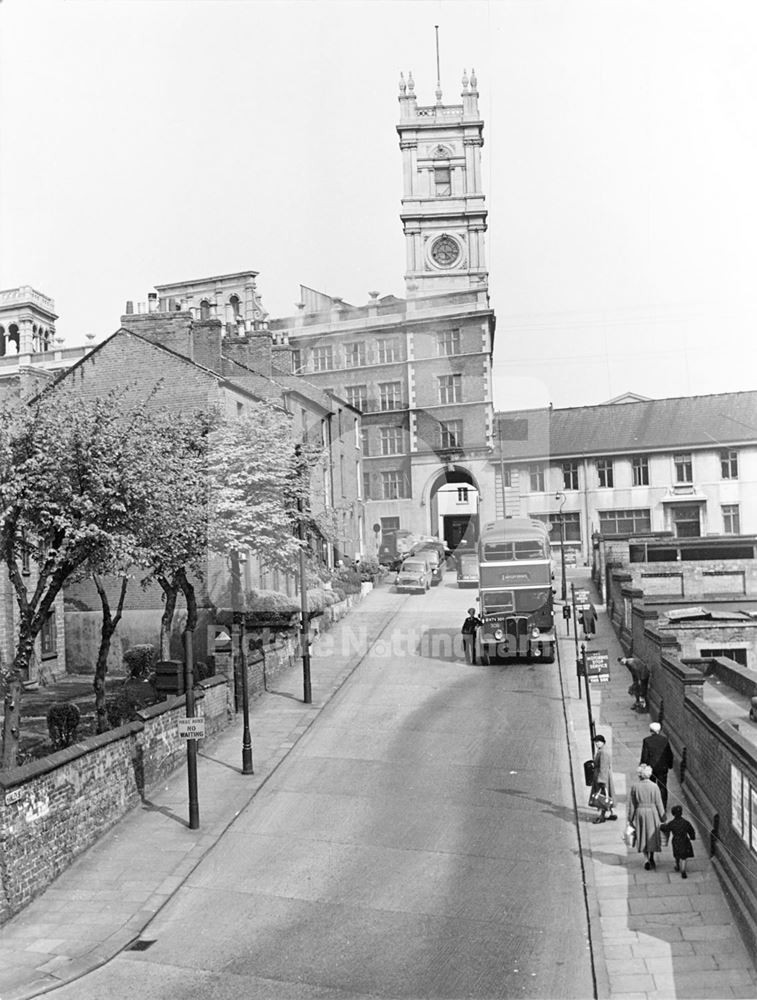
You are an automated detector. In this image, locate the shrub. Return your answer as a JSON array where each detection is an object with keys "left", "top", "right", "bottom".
[
  {"left": 245, "top": 589, "right": 300, "bottom": 616},
  {"left": 333, "top": 567, "right": 362, "bottom": 594},
  {"left": 106, "top": 679, "right": 156, "bottom": 728},
  {"left": 123, "top": 644, "right": 157, "bottom": 680},
  {"left": 47, "top": 703, "right": 81, "bottom": 750},
  {"left": 357, "top": 555, "right": 380, "bottom": 581}
]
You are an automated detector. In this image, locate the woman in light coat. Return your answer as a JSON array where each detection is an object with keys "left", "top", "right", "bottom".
[
  {"left": 589, "top": 734, "right": 618, "bottom": 823},
  {"left": 628, "top": 763, "right": 666, "bottom": 869}
]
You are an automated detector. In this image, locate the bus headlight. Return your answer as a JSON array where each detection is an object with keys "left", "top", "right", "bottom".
[
  {"left": 531, "top": 626, "right": 541, "bottom": 639},
  {"left": 493, "top": 627, "right": 504, "bottom": 641}
]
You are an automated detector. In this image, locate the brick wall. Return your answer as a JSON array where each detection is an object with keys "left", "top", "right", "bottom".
[{"left": 0, "top": 679, "right": 227, "bottom": 922}]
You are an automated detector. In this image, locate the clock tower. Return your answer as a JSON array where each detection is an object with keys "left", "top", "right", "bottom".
[{"left": 397, "top": 68, "right": 488, "bottom": 298}]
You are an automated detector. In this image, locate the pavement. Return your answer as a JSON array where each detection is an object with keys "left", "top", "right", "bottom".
[
  {"left": 557, "top": 568, "right": 757, "bottom": 1000},
  {"left": 1, "top": 571, "right": 757, "bottom": 999}
]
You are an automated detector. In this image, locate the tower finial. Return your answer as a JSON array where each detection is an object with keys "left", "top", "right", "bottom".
[
  {"left": 407, "top": 70, "right": 415, "bottom": 94},
  {"left": 462, "top": 68, "right": 469, "bottom": 91},
  {"left": 399, "top": 71, "right": 407, "bottom": 95},
  {"left": 470, "top": 67, "right": 478, "bottom": 92},
  {"left": 434, "top": 25, "right": 442, "bottom": 103}
]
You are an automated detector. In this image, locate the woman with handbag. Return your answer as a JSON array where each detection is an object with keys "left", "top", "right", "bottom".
[
  {"left": 628, "top": 764, "right": 666, "bottom": 870},
  {"left": 589, "top": 734, "right": 618, "bottom": 823}
]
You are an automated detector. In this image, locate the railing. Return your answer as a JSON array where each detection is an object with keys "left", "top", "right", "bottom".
[
  {"left": 0, "top": 286, "right": 55, "bottom": 311},
  {"left": 415, "top": 104, "right": 464, "bottom": 119}
]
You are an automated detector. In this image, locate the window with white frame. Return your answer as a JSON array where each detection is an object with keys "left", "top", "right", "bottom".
[
  {"left": 312, "top": 346, "right": 333, "bottom": 372},
  {"left": 674, "top": 452, "right": 693, "bottom": 483},
  {"left": 723, "top": 503, "right": 741, "bottom": 534},
  {"left": 344, "top": 341, "right": 366, "bottom": 368},
  {"left": 596, "top": 458, "right": 614, "bottom": 488},
  {"left": 376, "top": 338, "right": 399, "bottom": 364},
  {"left": 362, "top": 471, "right": 372, "bottom": 500},
  {"left": 379, "top": 426, "right": 404, "bottom": 455},
  {"left": 360, "top": 427, "right": 370, "bottom": 456},
  {"left": 532, "top": 511, "right": 581, "bottom": 543},
  {"left": 439, "top": 420, "right": 463, "bottom": 449},
  {"left": 721, "top": 449, "right": 739, "bottom": 480},
  {"left": 598, "top": 508, "right": 652, "bottom": 536},
  {"left": 345, "top": 385, "right": 367, "bottom": 410},
  {"left": 378, "top": 381, "right": 402, "bottom": 410},
  {"left": 632, "top": 455, "right": 649, "bottom": 486},
  {"left": 382, "top": 470, "right": 408, "bottom": 500},
  {"left": 438, "top": 374, "right": 462, "bottom": 404},
  {"left": 562, "top": 461, "right": 579, "bottom": 490},
  {"left": 529, "top": 464, "right": 545, "bottom": 492},
  {"left": 437, "top": 328, "right": 461, "bottom": 356}
]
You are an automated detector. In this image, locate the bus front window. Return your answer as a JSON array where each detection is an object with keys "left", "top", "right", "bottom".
[
  {"left": 482, "top": 591, "right": 515, "bottom": 614},
  {"left": 514, "top": 589, "right": 552, "bottom": 613}
]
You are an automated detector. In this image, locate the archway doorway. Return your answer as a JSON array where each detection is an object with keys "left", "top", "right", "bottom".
[{"left": 429, "top": 467, "right": 479, "bottom": 553}]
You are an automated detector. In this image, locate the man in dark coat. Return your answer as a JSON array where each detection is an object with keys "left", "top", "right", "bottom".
[
  {"left": 461, "top": 608, "right": 481, "bottom": 664},
  {"left": 619, "top": 656, "right": 649, "bottom": 710},
  {"left": 640, "top": 721, "right": 674, "bottom": 809}
]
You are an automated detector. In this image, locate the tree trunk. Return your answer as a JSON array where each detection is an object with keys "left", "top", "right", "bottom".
[
  {"left": 158, "top": 575, "right": 179, "bottom": 661},
  {"left": 92, "top": 575, "right": 128, "bottom": 734},
  {"left": 1, "top": 636, "right": 34, "bottom": 770},
  {"left": 176, "top": 569, "right": 198, "bottom": 685}
]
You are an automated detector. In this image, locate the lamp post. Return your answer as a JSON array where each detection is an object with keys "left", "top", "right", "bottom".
[
  {"left": 555, "top": 491, "right": 567, "bottom": 603},
  {"left": 294, "top": 445, "right": 312, "bottom": 704},
  {"left": 497, "top": 419, "right": 507, "bottom": 519},
  {"left": 230, "top": 549, "right": 254, "bottom": 774}
]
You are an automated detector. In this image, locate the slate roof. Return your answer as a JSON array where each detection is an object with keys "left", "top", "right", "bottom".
[{"left": 496, "top": 390, "right": 757, "bottom": 460}]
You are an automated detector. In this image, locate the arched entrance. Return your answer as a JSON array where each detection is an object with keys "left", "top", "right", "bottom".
[{"left": 428, "top": 466, "right": 480, "bottom": 552}]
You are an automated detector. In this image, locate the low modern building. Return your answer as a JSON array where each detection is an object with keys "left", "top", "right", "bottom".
[{"left": 493, "top": 391, "right": 757, "bottom": 564}]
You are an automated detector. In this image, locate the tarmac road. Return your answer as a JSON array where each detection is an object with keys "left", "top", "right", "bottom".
[{"left": 47, "top": 575, "right": 594, "bottom": 999}]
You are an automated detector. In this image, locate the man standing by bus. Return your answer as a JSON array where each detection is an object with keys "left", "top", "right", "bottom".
[{"left": 461, "top": 608, "right": 482, "bottom": 664}]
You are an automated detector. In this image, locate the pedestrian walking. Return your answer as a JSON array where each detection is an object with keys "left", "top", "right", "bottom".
[
  {"left": 660, "top": 804, "right": 696, "bottom": 878},
  {"left": 589, "top": 734, "right": 618, "bottom": 823},
  {"left": 619, "top": 656, "right": 649, "bottom": 711},
  {"left": 628, "top": 764, "right": 665, "bottom": 870},
  {"left": 640, "top": 721, "right": 674, "bottom": 809},
  {"left": 581, "top": 602, "right": 597, "bottom": 640},
  {"left": 460, "top": 607, "right": 481, "bottom": 665}
]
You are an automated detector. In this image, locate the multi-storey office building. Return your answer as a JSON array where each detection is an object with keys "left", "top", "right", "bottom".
[
  {"left": 269, "top": 68, "right": 496, "bottom": 551},
  {"left": 493, "top": 391, "right": 757, "bottom": 564}
]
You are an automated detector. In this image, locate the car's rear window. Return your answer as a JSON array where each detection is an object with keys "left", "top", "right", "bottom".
[{"left": 402, "top": 561, "right": 425, "bottom": 571}]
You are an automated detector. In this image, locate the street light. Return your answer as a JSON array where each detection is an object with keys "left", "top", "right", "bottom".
[
  {"left": 230, "top": 549, "right": 254, "bottom": 775},
  {"left": 555, "top": 491, "right": 567, "bottom": 603},
  {"left": 294, "top": 445, "right": 312, "bottom": 704}
]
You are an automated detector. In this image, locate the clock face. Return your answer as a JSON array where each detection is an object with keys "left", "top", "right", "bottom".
[{"left": 430, "top": 235, "right": 460, "bottom": 268}]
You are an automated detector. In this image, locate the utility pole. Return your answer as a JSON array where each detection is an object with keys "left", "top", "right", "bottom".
[
  {"left": 295, "top": 445, "right": 312, "bottom": 704},
  {"left": 556, "top": 491, "right": 567, "bottom": 602}
]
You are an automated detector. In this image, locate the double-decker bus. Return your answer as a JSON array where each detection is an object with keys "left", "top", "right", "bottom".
[{"left": 475, "top": 518, "right": 556, "bottom": 664}]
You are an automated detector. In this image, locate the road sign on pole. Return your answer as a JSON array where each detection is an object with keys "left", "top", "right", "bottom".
[
  {"left": 178, "top": 717, "right": 206, "bottom": 740},
  {"left": 585, "top": 649, "right": 610, "bottom": 684}
]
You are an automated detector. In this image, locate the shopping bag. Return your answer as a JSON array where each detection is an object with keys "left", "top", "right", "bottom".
[
  {"left": 589, "top": 789, "right": 612, "bottom": 810},
  {"left": 622, "top": 824, "right": 636, "bottom": 848}
]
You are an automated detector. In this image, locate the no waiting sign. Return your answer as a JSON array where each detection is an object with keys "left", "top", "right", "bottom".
[{"left": 178, "top": 717, "right": 206, "bottom": 740}]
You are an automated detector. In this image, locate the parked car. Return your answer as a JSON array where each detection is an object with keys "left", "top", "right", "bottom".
[
  {"left": 395, "top": 557, "right": 432, "bottom": 594},
  {"left": 456, "top": 550, "right": 479, "bottom": 588}
]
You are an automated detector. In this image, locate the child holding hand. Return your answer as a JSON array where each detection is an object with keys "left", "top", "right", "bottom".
[{"left": 661, "top": 804, "right": 696, "bottom": 878}]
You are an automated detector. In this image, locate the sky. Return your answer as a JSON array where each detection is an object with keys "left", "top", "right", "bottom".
[{"left": 2, "top": 0, "right": 757, "bottom": 410}]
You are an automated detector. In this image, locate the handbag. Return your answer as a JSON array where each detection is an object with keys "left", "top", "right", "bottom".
[
  {"left": 583, "top": 759, "right": 595, "bottom": 787},
  {"left": 589, "top": 788, "right": 612, "bottom": 810},
  {"left": 622, "top": 823, "right": 636, "bottom": 848}
]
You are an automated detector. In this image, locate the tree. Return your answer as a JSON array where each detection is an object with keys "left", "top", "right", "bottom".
[{"left": 0, "top": 388, "right": 158, "bottom": 768}]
